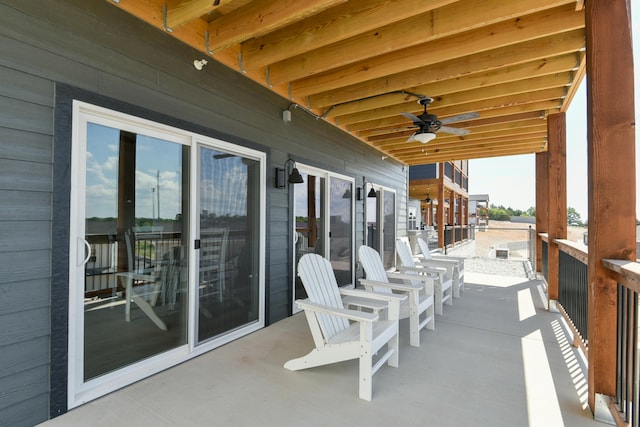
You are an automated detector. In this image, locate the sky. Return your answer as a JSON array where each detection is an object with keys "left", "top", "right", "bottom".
[{"left": 469, "top": 4, "right": 640, "bottom": 222}]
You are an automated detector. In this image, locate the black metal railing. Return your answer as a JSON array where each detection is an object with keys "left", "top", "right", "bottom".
[
  {"left": 558, "top": 250, "right": 589, "bottom": 342},
  {"left": 541, "top": 240, "right": 548, "bottom": 282},
  {"left": 616, "top": 283, "right": 639, "bottom": 426}
]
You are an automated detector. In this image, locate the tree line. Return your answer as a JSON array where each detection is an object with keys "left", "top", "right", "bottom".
[{"left": 487, "top": 205, "right": 585, "bottom": 226}]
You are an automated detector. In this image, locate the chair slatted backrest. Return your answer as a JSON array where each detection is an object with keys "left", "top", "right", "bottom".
[
  {"left": 394, "top": 240, "right": 427, "bottom": 287},
  {"left": 358, "top": 246, "right": 393, "bottom": 294},
  {"left": 297, "top": 254, "right": 349, "bottom": 341},
  {"left": 396, "top": 239, "right": 418, "bottom": 268},
  {"left": 199, "top": 228, "right": 228, "bottom": 283},
  {"left": 416, "top": 238, "right": 434, "bottom": 260}
]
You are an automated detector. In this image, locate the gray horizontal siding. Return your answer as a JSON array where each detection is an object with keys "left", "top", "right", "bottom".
[
  {"left": 0, "top": 190, "right": 51, "bottom": 221},
  {"left": 0, "top": 392, "right": 49, "bottom": 427},
  {"left": 0, "top": 127, "right": 52, "bottom": 164},
  {"left": 0, "top": 279, "right": 50, "bottom": 317}
]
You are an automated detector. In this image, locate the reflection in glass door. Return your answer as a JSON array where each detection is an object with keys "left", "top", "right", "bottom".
[
  {"left": 81, "top": 122, "right": 189, "bottom": 381},
  {"left": 329, "top": 177, "right": 353, "bottom": 286},
  {"left": 366, "top": 184, "right": 396, "bottom": 269},
  {"left": 293, "top": 170, "right": 325, "bottom": 303},
  {"left": 196, "top": 147, "right": 261, "bottom": 344},
  {"left": 293, "top": 166, "right": 354, "bottom": 308}
]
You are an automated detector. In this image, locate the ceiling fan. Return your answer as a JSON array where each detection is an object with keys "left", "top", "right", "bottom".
[{"left": 401, "top": 97, "right": 479, "bottom": 143}]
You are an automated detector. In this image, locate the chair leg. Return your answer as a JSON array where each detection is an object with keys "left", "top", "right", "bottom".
[
  {"left": 409, "top": 310, "right": 420, "bottom": 347},
  {"left": 434, "top": 283, "right": 444, "bottom": 315},
  {"left": 359, "top": 344, "right": 373, "bottom": 401}
]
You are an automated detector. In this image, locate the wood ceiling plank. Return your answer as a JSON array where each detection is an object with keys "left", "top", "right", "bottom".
[
  {"left": 241, "top": 0, "right": 458, "bottom": 70},
  {"left": 274, "top": 2, "right": 583, "bottom": 86},
  {"left": 206, "top": 0, "right": 348, "bottom": 52},
  {"left": 304, "top": 29, "right": 585, "bottom": 105}
]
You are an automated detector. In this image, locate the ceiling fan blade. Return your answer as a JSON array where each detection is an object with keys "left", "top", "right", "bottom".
[
  {"left": 440, "top": 111, "right": 479, "bottom": 124},
  {"left": 401, "top": 112, "right": 422, "bottom": 123},
  {"left": 438, "top": 126, "right": 471, "bottom": 136}
]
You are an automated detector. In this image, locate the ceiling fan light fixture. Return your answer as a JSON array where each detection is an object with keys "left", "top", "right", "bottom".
[{"left": 409, "top": 131, "right": 437, "bottom": 144}]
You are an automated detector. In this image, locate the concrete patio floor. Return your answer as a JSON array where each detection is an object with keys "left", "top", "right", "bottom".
[{"left": 40, "top": 272, "right": 603, "bottom": 427}]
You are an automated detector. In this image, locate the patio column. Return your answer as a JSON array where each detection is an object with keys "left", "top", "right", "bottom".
[
  {"left": 535, "top": 152, "right": 549, "bottom": 273},
  {"left": 546, "top": 112, "right": 567, "bottom": 308},
  {"left": 585, "top": 0, "right": 636, "bottom": 415}
]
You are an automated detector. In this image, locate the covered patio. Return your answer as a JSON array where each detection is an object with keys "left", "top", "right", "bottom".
[{"left": 39, "top": 271, "right": 599, "bottom": 427}]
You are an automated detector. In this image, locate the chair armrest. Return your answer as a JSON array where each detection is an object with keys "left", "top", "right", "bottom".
[
  {"left": 341, "top": 288, "right": 406, "bottom": 321},
  {"left": 340, "top": 288, "right": 406, "bottom": 301},
  {"left": 432, "top": 255, "right": 466, "bottom": 262},
  {"left": 295, "top": 299, "right": 379, "bottom": 323},
  {"left": 357, "top": 279, "right": 422, "bottom": 293},
  {"left": 397, "top": 265, "right": 445, "bottom": 276},
  {"left": 372, "top": 275, "right": 435, "bottom": 296},
  {"left": 419, "top": 258, "right": 459, "bottom": 267}
]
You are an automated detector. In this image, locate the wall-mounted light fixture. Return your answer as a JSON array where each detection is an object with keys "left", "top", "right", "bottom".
[
  {"left": 193, "top": 59, "right": 208, "bottom": 70},
  {"left": 275, "top": 158, "right": 304, "bottom": 188},
  {"left": 367, "top": 186, "right": 377, "bottom": 198},
  {"left": 425, "top": 194, "right": 431, "bottom": 203},
  {"left": 356, "top": 187, "right": 363, "bottom": 201}
]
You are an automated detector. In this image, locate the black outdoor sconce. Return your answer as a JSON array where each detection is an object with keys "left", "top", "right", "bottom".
[{"left": 275, "top": 158, "right": 304, "bottom": 188}]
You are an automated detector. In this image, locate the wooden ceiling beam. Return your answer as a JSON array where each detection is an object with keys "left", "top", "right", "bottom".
[
  {"left": 386, "top": 134, "right": 548, "bottom": 155},
  {"left": 333, "top": 74, "right": 570, "bottom": 125},
  {"left": 363, "top": 118, "right": 548, "bottom": 141},
  {"left": 269, "top": 1, "right": 580, "bottom": 85},
  {"left": 241, "top": 0, "right": 458, "bottom": 70},
  {"left": 205, "top": 0, "right": 348, "bottom": 53},
  {"left": 370, "top": 125, "right": 548, "bottom": 148},
  {"left": 398, "top": 142, "right": 547, "bottom": 164},
  {"left": 305, "top": 29, "right": 585, "bottom": 106},
  {"left": 345, "top": 98, "right": 560, "bottom": 132},
  {"left": 282, "top": 3, "right": 583, "bottom": 90},
  {"left": 165, "top": 0, "right": 225, "bottom": 30},
  {"left": 325, "top": 54, "right": 578, "bottom": 117}
]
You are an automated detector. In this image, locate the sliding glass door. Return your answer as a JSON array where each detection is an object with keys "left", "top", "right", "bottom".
[{"left": 69, "top": 101, "right": 265, "bottom": 407}]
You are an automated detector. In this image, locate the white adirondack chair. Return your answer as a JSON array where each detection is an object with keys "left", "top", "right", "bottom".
[
  {"left": 284, "top": 253, "right": 405, "bottom": 401},
  {"left": 395, "top": 239, "right": 453, "bottom": 315},
  {"left": 357, "top": 245, "right": 435, "bottom": 347},
  {"left": 416, "top": 237, "right": 465, "bottom": 298}
]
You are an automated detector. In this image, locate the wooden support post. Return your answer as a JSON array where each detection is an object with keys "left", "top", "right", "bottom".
[
  {"left": 546, "top": 112, "right": 567, "bottom": 307},
  {"left": 585, "top": 0, "right": 636, "bottom": 414},
  {"left": 535, "top": 152, "right": 549, "bottom": 273}
]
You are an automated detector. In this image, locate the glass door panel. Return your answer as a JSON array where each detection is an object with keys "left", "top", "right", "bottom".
[
  {"left": 197, "top": 147, "right": 260, "bottom": 344},
  {"left": 293, "top": 171, "right": 325, "bottom": 303},
  {"left": 83, "top": 123, "right": 189, "bottom": 381},
  {"left": 365, "top": 185, "right": 396, "bottom": 269},
  {"left": 366, "top": 185, "right": 380, "bottom": 252},
  {"left": 383, "top": 191, "right": 396, "bottom": 268},
  {"left": 329, "top": 177, "right": 352, "bottom": 286}
]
